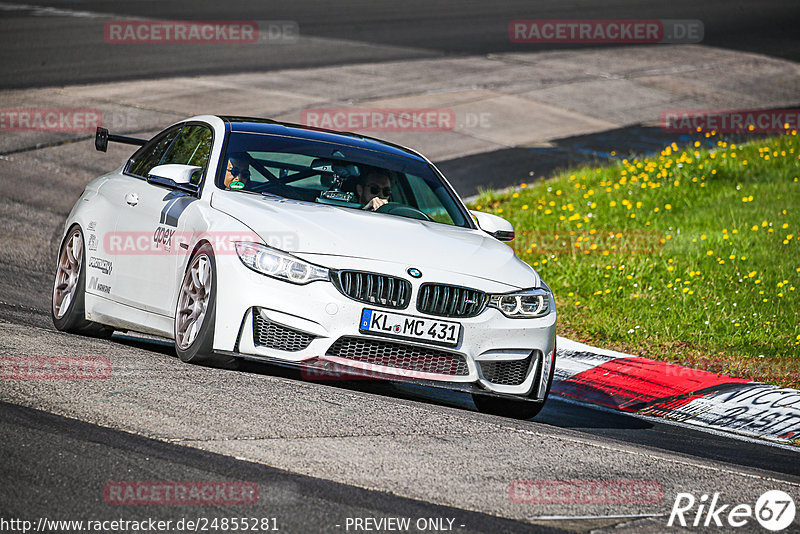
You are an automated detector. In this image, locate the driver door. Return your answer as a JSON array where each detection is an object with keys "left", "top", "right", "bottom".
[{"left": 108, "top": 123, "right": 213, "bottom": 317}]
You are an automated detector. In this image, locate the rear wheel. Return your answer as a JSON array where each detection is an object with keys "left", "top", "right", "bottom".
[
  {"left": 51, "top": 225, "right": 114, "bottom": 337},
  {"left": 174, "top": 244, "right": 239, "bottom": 369}
]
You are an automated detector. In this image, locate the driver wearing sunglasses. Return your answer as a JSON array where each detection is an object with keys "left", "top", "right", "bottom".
[
  {"left": 356, "top": 171, "right": 392, "bottom": 210},
  {"left": 223, "top": 153, "right": 253, "bottom": 188}
]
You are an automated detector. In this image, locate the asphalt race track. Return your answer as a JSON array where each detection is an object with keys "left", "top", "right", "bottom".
[
  {"left": 1, "top": 1, "right": 800, "bottom": 532},
  {"left": 1, "top": 0, "right": 799, "bottom": 88}
]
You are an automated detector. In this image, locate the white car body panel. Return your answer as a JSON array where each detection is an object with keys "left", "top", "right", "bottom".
[
  {"left": 210, "top": 191, "right": 541, "bottom": 289},
  {"left": 59, "top": 115, "right": 557, "bottom": 400}
]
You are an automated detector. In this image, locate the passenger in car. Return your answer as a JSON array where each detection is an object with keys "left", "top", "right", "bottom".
[
  {"left": 223, "top": 152, "right": 253, "bottom": 188},
  {"left": 356, "top": 170, "right": 392, "bottom": 210}
]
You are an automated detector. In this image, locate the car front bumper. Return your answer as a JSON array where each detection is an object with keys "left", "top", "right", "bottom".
[{"left": 213, "top": 254, "right": 556, "bottom": 399}]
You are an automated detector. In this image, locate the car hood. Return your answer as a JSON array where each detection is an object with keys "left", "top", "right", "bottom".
[{"left": 211, "top": 190, "right": 540, "bottom": 289}]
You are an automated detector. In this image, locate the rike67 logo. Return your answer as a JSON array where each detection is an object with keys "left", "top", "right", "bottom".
[{"left": 668, "top": 490, "right": 796, "bottom": 531}]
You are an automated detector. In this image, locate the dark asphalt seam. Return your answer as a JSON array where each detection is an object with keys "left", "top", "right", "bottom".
[
  {"left": 0, "top": 135, "right": 96, "bottom": 156},
  {"left": 0, "top": 400, "right": 564, "bottom": 534},
  {"left": 170, "top": 430, "right": 501, "bottom": 442},
  {"left": 0, "top": 301, "right": 47, "bottom": 314}
]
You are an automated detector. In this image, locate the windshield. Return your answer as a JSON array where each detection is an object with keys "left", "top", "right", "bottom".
[{"left": 217, "top": 132, "right": 471, "bottom": 228}]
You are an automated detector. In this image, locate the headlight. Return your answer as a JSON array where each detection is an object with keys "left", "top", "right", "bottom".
[
  {"left": 234, "top": 242, "right": 329, "bottom": 285},
  {"left": 487, "top": 288, "right": 551, "bottom": 318}
]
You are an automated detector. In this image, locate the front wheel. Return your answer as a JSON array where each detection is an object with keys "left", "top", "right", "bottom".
[
  {"left": 51, "top": 225, "right": 113, "bottom": 338},
  {"left": 174, "top": 244, "right": 238, "bottom": 369}
]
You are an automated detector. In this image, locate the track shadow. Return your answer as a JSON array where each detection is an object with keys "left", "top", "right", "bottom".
[
  {"left": 95, "top": 333, "right": 800, "bottom": 479},
  {"left": 437, "top": 124, "right": 783, "bottom": 196},
  {"left": 107, "top": 332, "right": 652, "bottom": 428},
  {"left": 111, "top": 332, "right": 176, "bottom": 357},
  {"left": 538, "top": 395, "right": 652, "bottom": 430}
]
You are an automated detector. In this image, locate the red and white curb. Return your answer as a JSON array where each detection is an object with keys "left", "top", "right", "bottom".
[{"left": 553, "top": 337, "right": 800, "bottom": 445}]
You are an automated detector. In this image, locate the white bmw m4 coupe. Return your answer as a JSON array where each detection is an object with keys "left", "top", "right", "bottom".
[{"left": 53, "top": 115, "right": 556, "bottom": 418}]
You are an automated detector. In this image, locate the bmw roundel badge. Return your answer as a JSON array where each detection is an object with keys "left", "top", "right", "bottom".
[{"left": 407, "top": 267, "right": 422, "bottom": 278}]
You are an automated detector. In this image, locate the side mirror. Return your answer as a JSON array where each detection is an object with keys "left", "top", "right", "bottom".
[
  {"left": 147, "top": 164, "right": 202, "bottom": 195},
  {"left": 470, "top": 210, "right": 515, "bottom": 241}
]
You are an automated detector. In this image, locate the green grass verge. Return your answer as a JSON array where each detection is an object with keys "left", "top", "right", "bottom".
[{"left": 471, "top": 132, "right": 800, "bottom": 388}]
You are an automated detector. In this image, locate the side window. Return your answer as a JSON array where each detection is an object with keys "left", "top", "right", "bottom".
[
  {"left": 126, "top": 126, "right": 182, "bottom": 179},
  {"left": 160, "top": 125, "right": 214, "bottom": 185}
]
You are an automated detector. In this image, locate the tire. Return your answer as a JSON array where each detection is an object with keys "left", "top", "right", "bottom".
[
  {"left": 174, "top": 243, "right": 239, "bottom": 369},
  {"left": 472, "top": 350, "right": 557, "bottom": 419},
  {"left": 51, "top": 225, "right": 114, "bottom": 338}
]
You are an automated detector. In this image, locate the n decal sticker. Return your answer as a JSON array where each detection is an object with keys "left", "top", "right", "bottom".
[{"left": 88, "top": 276, "right": 111, "bottom": 294}]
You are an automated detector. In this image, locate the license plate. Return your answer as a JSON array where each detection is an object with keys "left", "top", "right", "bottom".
[{"left": 359, "top": 308, "right": 461, "bottom": 347}]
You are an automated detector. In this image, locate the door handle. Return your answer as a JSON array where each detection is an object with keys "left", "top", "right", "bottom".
[{"left": 125, "top": 192, "right": 139, "bottom": 206}]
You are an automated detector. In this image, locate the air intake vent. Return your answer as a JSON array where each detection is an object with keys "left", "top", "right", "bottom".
[
  {"left": 253, "top": 314, "right": 314, "bottom": 352},
  {"left": 327, "top": 336, "right": 469, "bottom": 376},
  {"left": 333, "top": 270, "right": 411, "bottom": 309},
  {"left": 479, "top": 353, "right": 535, "bottom": 385},
  {"left": 417, "top": 283, "right": 487, "bottom": 318}
]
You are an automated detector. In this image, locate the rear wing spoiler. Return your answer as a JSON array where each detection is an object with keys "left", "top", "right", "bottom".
[{"left": 95, "top": 127, "right": 147, "bottom": 152}]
